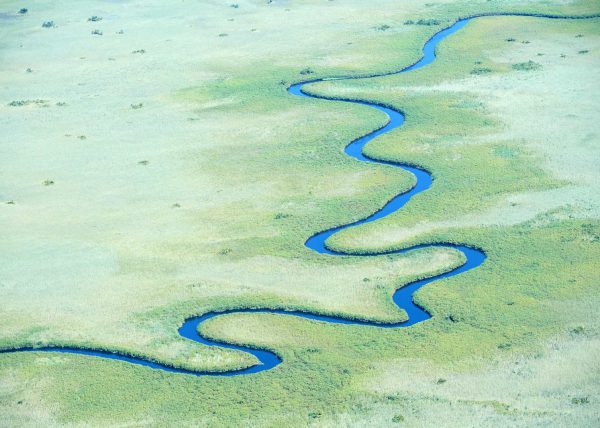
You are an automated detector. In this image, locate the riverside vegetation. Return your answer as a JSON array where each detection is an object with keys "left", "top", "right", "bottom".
[{"left": 1, "top": 0, "right": 599, "bottom": 426}]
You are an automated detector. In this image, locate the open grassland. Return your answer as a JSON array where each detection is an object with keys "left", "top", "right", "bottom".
[{"left": 1, "top": 0, "right": 600, "bottom": 426}]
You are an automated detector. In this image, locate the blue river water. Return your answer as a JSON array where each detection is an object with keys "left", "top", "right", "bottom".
[{"left": 3, "top": 12, "right": 597, "bottom": 376}]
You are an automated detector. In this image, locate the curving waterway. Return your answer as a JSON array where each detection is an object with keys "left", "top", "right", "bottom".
[{"left": 3, "top": 13, "right": 599, "bottom": 376}]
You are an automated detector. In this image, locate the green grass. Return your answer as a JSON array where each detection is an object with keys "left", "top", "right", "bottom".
[{"left": 1, "top": 0, "right": 599, "bottom": 426}]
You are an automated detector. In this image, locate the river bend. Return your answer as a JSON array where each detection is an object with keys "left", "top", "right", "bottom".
[{"left": 3, "top": 12, "right": 598, "bottom": 376}]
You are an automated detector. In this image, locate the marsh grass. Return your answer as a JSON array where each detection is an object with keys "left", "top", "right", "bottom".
[{"left": 1, "top": 1, "right": 599, "bottom": 426}]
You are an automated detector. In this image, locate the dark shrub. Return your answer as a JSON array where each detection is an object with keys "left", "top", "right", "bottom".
[
  {"left": 405, "top": 18, "right": 441, "bottom": 26},
  {"left": 392, "top": 415, "right": 405, "bottom": 423},
  {"left": 512, "top": 60, "right": 542, "bottom": 71},
  {"left": 471, "top": 67, "right": 492, "bottom": 75}
]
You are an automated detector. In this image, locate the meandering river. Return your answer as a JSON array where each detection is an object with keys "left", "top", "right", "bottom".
[{"left": 4, "top": 12, "right": 598, "bottom": 376}]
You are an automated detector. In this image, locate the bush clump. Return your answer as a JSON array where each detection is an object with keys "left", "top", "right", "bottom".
[
  {"left": 88, "top": 16, "right": 102, "bottom": 22},
  {"left": 308, "top": 410, "right": 322, "bottom": 419},
  {"left": 571, "top": 326, "right": 584, "bottom": 334},
  {"left": 470, "top": 67, "right": 492, "bottom": 75},
  {"left": 511, "top": 60, "right": 542, "bottom": 71},
  {"left": 404, "top": 18, "right": 441, "bottom": 26},
  {"left": 8, "top": 99, "right": 48, "bottom": 107}
]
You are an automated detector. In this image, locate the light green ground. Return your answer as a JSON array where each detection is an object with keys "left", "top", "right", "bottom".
[{"left": 1, "top": 0, "right": 599, "bottom": 426}]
